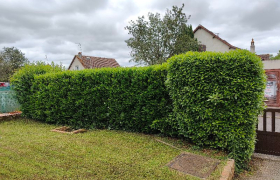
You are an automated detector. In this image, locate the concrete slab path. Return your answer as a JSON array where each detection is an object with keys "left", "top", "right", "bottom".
[{"left": 236, "top": 153, "right": 280, "bottom": 180}]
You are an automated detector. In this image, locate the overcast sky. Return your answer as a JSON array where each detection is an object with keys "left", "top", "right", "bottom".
[{"left": 0, "top": 0, "right": 279, "bottom": 67}]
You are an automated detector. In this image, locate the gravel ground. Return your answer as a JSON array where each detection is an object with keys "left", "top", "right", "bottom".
[{"left": 235, "top": 153, "right": 280, "bottom": 180}]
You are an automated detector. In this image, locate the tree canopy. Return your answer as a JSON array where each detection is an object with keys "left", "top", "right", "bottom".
[
  {"left": 0, "top": 47, "right": 29, "bottom": 82},
  {"left": 270, "top": 50, "right": 280, "bottom": 60},
  {"left": 125, "top": 4, "right": 199, "bottom": 65}
]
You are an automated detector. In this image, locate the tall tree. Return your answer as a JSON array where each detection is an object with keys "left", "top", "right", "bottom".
[
  {"left": 0, "top": 47, "right": 29, "bottom": 81},
  {"left": 125, "top": 4, "right": 199, "bottom": 65}
]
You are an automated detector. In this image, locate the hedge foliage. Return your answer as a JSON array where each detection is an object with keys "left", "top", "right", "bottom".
[
  {"left": 11, "top": 50, "right": 266, "bottom": 170},
  {"left": 14, "top": 65, "right": 172, "bottom": 133},
  {"left": 166, "top": 50, "right": 266, "bottom": 170},
  {"left": 10, "top": 61, "right": 65, "bottom": 117}
]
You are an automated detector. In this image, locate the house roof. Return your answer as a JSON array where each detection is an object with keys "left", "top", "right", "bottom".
[
  {"left": 68, "top": 53, "right": 120, "bottom": 70},
  {"left": 258, "top": 54, "right": 270, "bottom": 61},
  {"left": 193, "top": 25, "right": 239, "bottom": 50}
]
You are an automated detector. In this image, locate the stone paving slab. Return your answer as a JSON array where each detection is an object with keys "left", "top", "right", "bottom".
[
  {"left": 0, "top": 111, "right": 21, "bottom": 121},
  {"left": 167, "top": 152, "right": 220, "bottom": 179},
  {"left": 236, "top": 153, "right": 280, "bottom": 180}
]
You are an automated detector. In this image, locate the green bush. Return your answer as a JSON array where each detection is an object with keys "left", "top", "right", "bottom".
[
  {"left": 10, "top": 61, "right": 65, "bottom": 116},
  {"left": 25, "top": 65, "right": 173, "bottom": 133},
  {"left": 11, "top": 50, "right": 266, "bottom": 171},
  {"left": 166, "top": 50, "right": 266, "bottom": 170},
  {"left": 151, "top": 113, "right": 180, "bottom": 137}
]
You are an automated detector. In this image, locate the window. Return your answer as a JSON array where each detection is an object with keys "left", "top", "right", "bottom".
[{"left": 75, "top": 65, "right": 79, "bottom": 70}]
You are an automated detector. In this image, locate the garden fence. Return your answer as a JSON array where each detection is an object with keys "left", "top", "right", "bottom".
[{"left": 0, "top": 86, "right": 21, "bottom": 113}]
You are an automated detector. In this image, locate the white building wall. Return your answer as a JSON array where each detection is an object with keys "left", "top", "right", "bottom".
[
  {"left": 69, "top": 57, "right": 85, "bottom": 70},
  {"left": 194, "top": 29, "right": 235, "bottom": 53},
  {"left": 263, "top": 60, "right": 280, "bottom": 70}
]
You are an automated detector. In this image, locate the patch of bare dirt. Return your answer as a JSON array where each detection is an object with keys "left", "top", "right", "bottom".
[
  {"left": 235, "top": 156, "right": 280, "bottom": 180},
  {"left": 51, "top": 126, "right": 87, "bottom": 134}
]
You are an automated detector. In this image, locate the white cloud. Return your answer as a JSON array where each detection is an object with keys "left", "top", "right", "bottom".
[{"left": 0, "top": 0, "right": 279, "bottom": 68}]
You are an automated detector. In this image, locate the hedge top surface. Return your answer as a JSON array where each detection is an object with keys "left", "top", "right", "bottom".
[{"left": 166, "top": 49, "right": 266, "bottom": 113}]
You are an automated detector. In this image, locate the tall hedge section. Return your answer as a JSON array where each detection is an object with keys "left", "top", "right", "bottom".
[
  {"left": 17, "top": 65, "right": 172, "bottom": 133},
  {"left": 10, "top": 62, "right": 65, "bottom": 117},
  {"left": 11, "top": 50, "right": 266, "bottom": 170},
  {"left": 166, "top": 50, "right": 266, "bottom": 170}
]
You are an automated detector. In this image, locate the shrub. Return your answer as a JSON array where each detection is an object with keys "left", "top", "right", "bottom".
[
  {"left": 26, "top": 65, "right": 173, "bottom": 133},
  {"left": 10, "top": 61, "right": 65, "bottom": 117},
  {"left": 151, "top": 113, "right": 180, "bottom": 137},
  {"left": 166, "top": 50, "right": 266, "bottom": 170},
  {"left": 11, "top": 50, "right": 266, "bottom": 171}
]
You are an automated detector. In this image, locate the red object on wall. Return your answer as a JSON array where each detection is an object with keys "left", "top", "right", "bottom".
[
  {"left": 265, "top": 70, "right": 280, "bottom": 107},
  {"left": 0, "top": 82, "right": 6, "bottom": 87}
]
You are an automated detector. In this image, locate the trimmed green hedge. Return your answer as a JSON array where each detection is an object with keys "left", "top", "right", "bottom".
[
  {"left": 166, "top": 50, "right": 266, "bottom": 170},
  {"left": 22, "top": 65, "right": 173, "bottom": 133},
  {"left": 11, "top": 50, "right": 266, "bottom": 170},
  {"left": 10, "top": 62, "right": 65, "bottom": 117}
]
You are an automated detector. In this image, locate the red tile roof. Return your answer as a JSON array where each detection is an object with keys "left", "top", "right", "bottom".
[
  {"left": 68, "top": 53, "right": 120, "bottom": 70},
  {"left": 258, "top": 54, "right": 270, "bottom": 61},
  {"left": 193, "top": 25, "right": 239, "bottom": 50}
]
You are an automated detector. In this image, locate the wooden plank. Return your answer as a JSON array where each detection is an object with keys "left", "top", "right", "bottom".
[
  {"left": 255, "top": 149, "right": 280, "bottom": 156},
  {"left": 256, "top": 130, "right": 280, "bottom": 156},
  {"left": 265, "top": 108, "right": 280, "bottom": 112},
  {"left": 272, "top": 111, "right": 276, "bottom": 132},
  {"left": 256, "top": 108, "right": 280, "bottom": 156},
  {"left": 263, "top": 111, "right": 266, "bottom": 131},
  {"left": 256, "top": 130, "right": 280, "bottom": 136}
]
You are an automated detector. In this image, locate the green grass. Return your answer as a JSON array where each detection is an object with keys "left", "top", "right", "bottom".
[{"left": 0, "top": 118, "right": 228, "bottom": 180}]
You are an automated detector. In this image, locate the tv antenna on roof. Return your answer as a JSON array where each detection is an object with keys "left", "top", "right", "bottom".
[{"left": 76, "top": 43, "right": 82, "bottom": 52}]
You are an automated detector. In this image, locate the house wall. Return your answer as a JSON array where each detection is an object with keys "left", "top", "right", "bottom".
[
  {"left": 69, "top": 56, "right": 85, "bottom": 70},
  {"left": 194, "top": 29, "right": 235, "bottom": 53},
  {"left": 263, "top": 60, "right": 280, "bottom": 69}
]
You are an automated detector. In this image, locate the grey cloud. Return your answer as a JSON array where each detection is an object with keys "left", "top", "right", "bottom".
[
  {"left": 0, "top": 0, "right": 279, "bottom": 68},
  {"left": 0, "top": 0, "right": 141, "bottom": 67},
  {"left": 0, "top": 0, "right": 110, "bottom": 17},
  {"left": 240, "top": 0, "right": 280, "bottom": 31},
  {"left": 0, "top": 28, "right": 22, "bottom": 43},
  {"left": 0, "top": 0, "right": 111, "bottom": 40},
  {"left": 148, "top": 0, "right": 211, "bottom": 24}
]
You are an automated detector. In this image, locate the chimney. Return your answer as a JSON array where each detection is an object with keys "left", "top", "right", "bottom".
[
  {"left": 78, "top": 52, "right": 82, "bottom": 58},
  {"left": 250, "top": 38, "right": 255, "bottom": 53}
]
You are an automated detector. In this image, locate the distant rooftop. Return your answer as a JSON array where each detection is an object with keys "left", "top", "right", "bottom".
[
  {"left": 193, "top": 24, "right": 239, "bottom": 50},
  {"left": 68, "top": 52, "right": 120, "bottom": 70}
]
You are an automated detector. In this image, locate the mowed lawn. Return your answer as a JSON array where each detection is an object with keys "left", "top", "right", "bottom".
[{"left": 0, "top": 118, "right": 227, "bottom": 180}]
